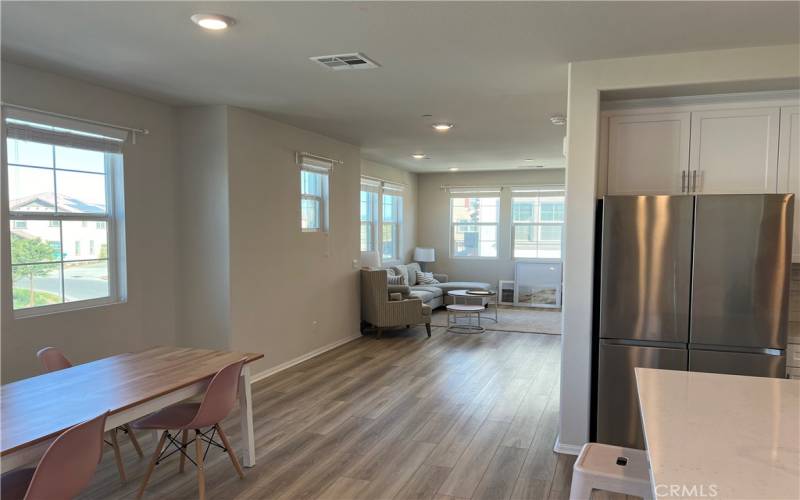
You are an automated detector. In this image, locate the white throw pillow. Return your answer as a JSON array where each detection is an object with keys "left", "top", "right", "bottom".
[{"left": 416, "top": 271, "right": 439, "bottom": 285}]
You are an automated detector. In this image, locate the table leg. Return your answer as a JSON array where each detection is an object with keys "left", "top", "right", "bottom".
[{"left": 238, "top": 364, "right": 256, "bottom": 468}]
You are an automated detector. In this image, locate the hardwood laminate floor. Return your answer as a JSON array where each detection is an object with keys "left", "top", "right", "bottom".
[{"left": 79, "top": 327, "right": 581, "bottom": 500}]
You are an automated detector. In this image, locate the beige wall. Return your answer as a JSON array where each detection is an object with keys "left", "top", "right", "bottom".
[
  {"left": 1, "top": 66, "right": 366, "bottom": 382},
  {"left": 225, "top": 107, "right": 362, "bottom": 376},
  {"left": 0, "top": 62, "right": 179, "bottom": 382},
  {"left": 417, "top": 169, "right": 565, "bottom": 285},
  {"left": 361, "top": 159, "right": 418, "bottom": 263},
  {"left": 560, "top": 44, "right": 800, "bottom": 452},
  {"left": 175, "top": 106, "right": 231, "bottom": 350}
]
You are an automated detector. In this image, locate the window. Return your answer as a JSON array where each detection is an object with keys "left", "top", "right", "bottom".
[
  {"left": 450, "top": 192, "right": 499, "bottom": 258},
  {"left": 360, "top": 178, "right": 379, "bottom": 252},
  {"left": 381, "top": 189, "right": 403, "bottom": 261},
  {"left": 5, "top": 111, "right": 127, "bottom": 315},
  {"left": 359, "top": 177, "right": 404, "bottom": 262},
  {"left": 298, "top": 155, "right": 331, "bottom": 232},
  {"left": 512, "top": 189, "right": 565, "bottom": 259}
]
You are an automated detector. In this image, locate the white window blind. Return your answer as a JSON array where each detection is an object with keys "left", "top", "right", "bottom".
[
  {"left": 4, "top": 108, "right": 128, "bottom": 154},
  {"left": 446, "top": 186, "right": 501, "bottom": 196}
]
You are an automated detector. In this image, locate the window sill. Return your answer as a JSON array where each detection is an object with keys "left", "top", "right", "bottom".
[
  {"left": 13, "top": 297, "right": 125, "bottom": 320},
  {"left": 449, "top": 255, "right": 499, "bottom": 260},
  {"left": 512, "top": 257, "right": 563, "bottom": 263}
]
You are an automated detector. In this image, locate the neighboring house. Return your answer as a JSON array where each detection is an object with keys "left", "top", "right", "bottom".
[{"left": 10, "top": 193, "right": 107, "bottom": 261}]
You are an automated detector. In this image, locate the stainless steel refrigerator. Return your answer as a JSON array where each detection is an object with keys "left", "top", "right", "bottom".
[{"left": 595, "top": 194, "right": 793, "bottom": 449}]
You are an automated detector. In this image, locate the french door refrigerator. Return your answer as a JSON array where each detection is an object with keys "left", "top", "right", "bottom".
[{"left": 595, "top": 194, "right": 793, "bottom": 449}]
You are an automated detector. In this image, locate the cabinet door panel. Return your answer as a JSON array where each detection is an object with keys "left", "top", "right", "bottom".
[
  {"left": 607, "top": 112, "right": 690, "bottom": 195},
  {"left": 778, "top": 106, "right": 800, "bottom": 263},
  {"left": 690, "top": 107, "right": 780, "bottom": 194}
]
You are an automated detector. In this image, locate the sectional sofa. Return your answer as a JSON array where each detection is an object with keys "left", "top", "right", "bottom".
[{"left": 386, "top": 262, "right": 491, "bottom": 309}]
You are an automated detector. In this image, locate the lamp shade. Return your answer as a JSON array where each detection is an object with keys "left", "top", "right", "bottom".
[
  {"left": 414, "top": 247, "right": 435, "bottom": 263},
  {"left": 360, "top": 251, "right": 381, "bottom": 269}
]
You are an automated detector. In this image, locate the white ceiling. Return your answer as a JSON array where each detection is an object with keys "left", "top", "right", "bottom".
[{"left": 2, "top": 2, "right": 798, "bottom": 172}]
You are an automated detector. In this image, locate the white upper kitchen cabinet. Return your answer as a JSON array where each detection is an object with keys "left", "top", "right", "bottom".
[
  {"left": 778, "top": 106, "right": 800, "bottom": 263},
  {"left": 606, "top": 112, "right": 690, "bottom": 195},
  {"left": 689, "top": 107, "right": 780, "bottom": 194}
]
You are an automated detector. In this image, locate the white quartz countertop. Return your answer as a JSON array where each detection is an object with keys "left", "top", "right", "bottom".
[{"left": 635, "top": 368, "right": 800, "bottom": 500}]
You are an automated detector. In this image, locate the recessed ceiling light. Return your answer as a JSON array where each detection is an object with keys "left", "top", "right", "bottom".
[
  {"left": 191, "top": 13, "right": 235, "bottom": 31},
  {"left": 432, "top": 123, "right": 454, "bottom": 132},
  {"left": 449, "top": 167, "right": 459, "bottom": 171},
  {"left": 412, "top": 153, "right": 427, "bottom": 159}
]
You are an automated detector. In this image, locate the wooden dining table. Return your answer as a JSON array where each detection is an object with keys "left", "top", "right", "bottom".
[{"left": 1, "top": 346, "right": 264, "bottom": 471}]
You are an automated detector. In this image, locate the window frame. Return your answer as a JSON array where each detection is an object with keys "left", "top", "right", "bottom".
[
  {"left": 380, "top": 189, "right": 403, "bottom": 263},
  {"left": 299, "top": 164, "right": 330, "bottom": 233},
  {"left": 448, "top": 193, "right": 500, "bottom": 260},
  {"left": 4, "top": 127, "right": 127, "bottom": 319},
  {"left": 359, "top": 177, "right": 405, "bottom": 264},
  {"left": 511, "top": 189, "right": 565, "bottom": 261},
  {"left": 360, "top": 179, "right": 380, "bottom": 253}
]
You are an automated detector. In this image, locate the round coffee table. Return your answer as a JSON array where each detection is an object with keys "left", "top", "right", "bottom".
[
  {"left": 446, "top": 304, "right": 486, "bottom": 333},
  {"left": 448, "top": 289, "right": 498, "bottom": 323}
]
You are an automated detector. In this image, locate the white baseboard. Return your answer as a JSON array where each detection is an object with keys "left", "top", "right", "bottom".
[
  {"left": 250, "top": 333, "right": 363, "bottom": 384},
  {"left": 553, "top": 434, "right": 583, "bottom": 456}
]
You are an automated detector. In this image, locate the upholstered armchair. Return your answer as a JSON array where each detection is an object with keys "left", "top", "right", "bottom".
[{"left": 360, "top": 269, "right": 432, "bottom": 338}]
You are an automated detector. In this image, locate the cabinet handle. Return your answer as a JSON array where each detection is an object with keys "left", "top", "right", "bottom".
[
  {"left": 681, "top": 170, "right": 687, "bottom": 193},
  {"left": 691, "top": 170, "right": 698, "bottom": 192}
]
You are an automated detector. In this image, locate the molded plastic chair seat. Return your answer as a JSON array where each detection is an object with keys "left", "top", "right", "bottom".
[
  {"left": 132, "top": 403, "right": 200, "bottom": 430},
  {"left": 569, "top": 443, "right": 653, "bottom": 500},
  {"left": 0, "top": 469, "right": 35, "bottom": 500},
  {"left": 35, "top": 347, "right": 143, "bottom": 483},
  {"left": 134, "top": 358, "right": 247, "bottom": 500},
  {"left": 0, "top": 412, "right": 108, "bottom": 500}
]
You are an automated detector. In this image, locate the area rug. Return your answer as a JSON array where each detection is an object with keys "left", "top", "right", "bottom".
[{"left": 431, "top": 306, "right": 562, "bottom": 334}]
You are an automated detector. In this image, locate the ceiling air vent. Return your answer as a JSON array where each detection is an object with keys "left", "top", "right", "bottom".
[{"left": 310, "top": 53, "right": 380, "bottom": 71}]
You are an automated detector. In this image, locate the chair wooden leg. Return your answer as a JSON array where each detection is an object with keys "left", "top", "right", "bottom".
[
  {"left": 195, "top": 429, "right": 206, "bottom": 500},
  {"left": 137, "top": 431, "right": 167, "bottom": 500},
  {"left": 125, "top": 425, "right": 144, "bottom": 458},
  {"left": 179, "top": 429, "right": 189, "bottom": 473},
  {"left": 426, "top": 323, "right": 431, "bottom": 337},
  {"left": 109, "top": 429, "right": 126, "bottom": 482},
  {"left": 215, "top": 424, "right": 245, "bottom": 479}
]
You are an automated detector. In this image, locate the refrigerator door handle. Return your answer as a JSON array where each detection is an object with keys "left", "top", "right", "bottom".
[
  {"left": 690, "top": 344, "right": 784, "bottom": 356},
  {"left": 603, "top": 338, "right": 687, "bottom": 349},
  {"left": 691, "top": 170, "right": 698, "bottom": 192}
]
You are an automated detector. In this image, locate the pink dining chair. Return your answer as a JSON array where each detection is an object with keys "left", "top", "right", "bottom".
[
  {"left": 133, "top": 358, "right": 247, "bottom": 500},
  {"left": 35, "top": 347, "right": 143, "bottom": 481},
  {"left": 0, "top": 412, "right": 108, "bottom": 500}
]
